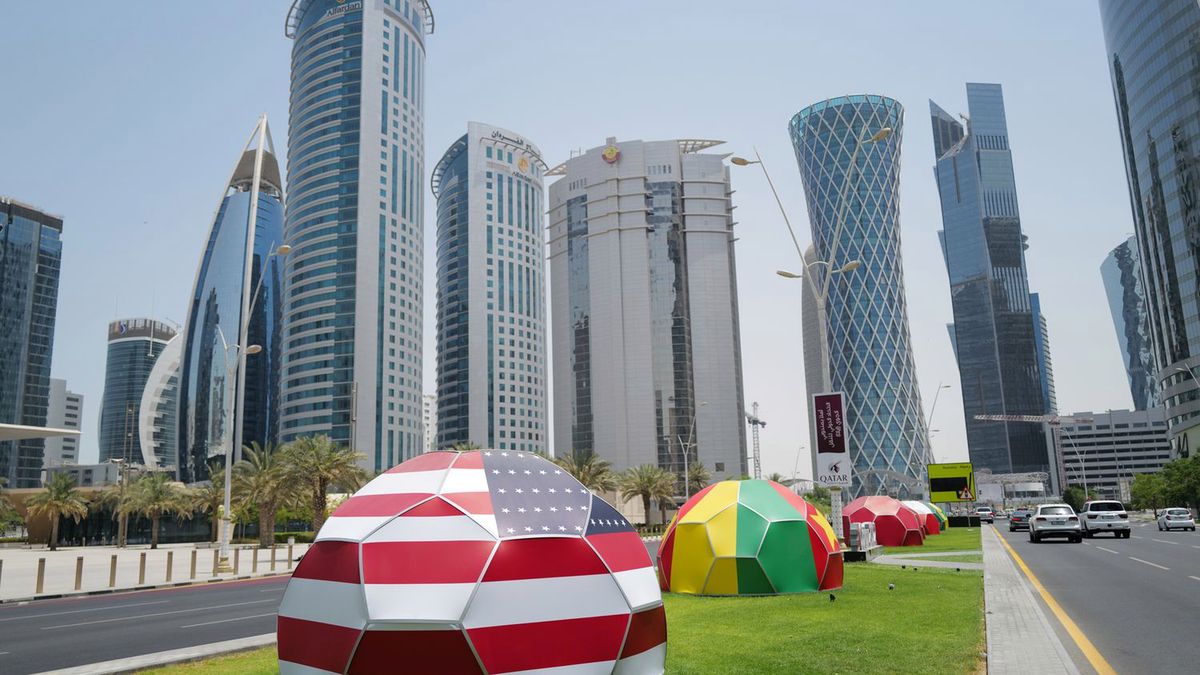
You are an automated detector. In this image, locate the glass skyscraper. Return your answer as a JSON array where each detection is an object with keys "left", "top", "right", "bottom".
[
  {"left": 0, "top": 197, "right": 63, "bottom": 487},
  {"left": 1100, "top": 0, "right": 1200, "bottom": 456},
  {"left": 282, "top": 0, "right": 433, "bottom": 472},
  {"left": 99, "top": 318, "right": 176, "bottom": 464},
  {"left": 1101, "top": 236, "right": 1158, "bottom": 411},
  {"left": 547, "top": 138, "right": 748, "bottom": 481},
  {"left": 929, "top": 83, "right": 1051, "bottom": 477},
  {"left": 139, "top": 334, "right": 182, "bottom": 471},
  {"left": 432, "top": 123, "right": 547, "bottom": 452},
  {"left": 177, "top": 117, "right": 284, "bottom": 482},
  {"left": 790, "top": 95, "right": 929, "bottom": 498}
]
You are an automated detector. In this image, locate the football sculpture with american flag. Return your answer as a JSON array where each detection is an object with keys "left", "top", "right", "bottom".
[{"left": 277, "top": 450, "right": 667, "bottom": 674}]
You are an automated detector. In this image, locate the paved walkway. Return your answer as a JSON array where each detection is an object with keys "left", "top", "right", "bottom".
[
  {"left": 874, "top": 549, "right": 983, "bottom": 570},
  {"left": 983, "top": 526, "right": 1080, "bottom": 675},
  {"left": 0, "top": 542, "right": 310, "bottom": 602}
]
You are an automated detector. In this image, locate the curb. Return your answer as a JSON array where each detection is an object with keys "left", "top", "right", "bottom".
[
  {"left": 32, "top": 633, "right": 276, "bottom": 674},
  {"left": 0, "top": 571, "right": 293, "bottom": 605}
]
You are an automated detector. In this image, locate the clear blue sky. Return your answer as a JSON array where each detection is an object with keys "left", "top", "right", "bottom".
[{"left": 0, "top": 1, "right": 1133, "bottom": 479}]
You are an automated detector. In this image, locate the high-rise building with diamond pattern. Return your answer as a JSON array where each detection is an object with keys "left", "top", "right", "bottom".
[{"left": 790, "top": 95, "right": 929, "bottom": 498}]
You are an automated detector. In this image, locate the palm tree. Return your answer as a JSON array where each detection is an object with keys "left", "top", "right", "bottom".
[
  {"left": 554, "top": 451, "right": 617, "bottom": 493},
  {"left": 450, "top": 441, "right": 481, "bottom": 452},
  {"left": 685, "top": 463, "right": 712, "bottom": 496},
  {"left": 96, "top": 478, "right": 136, "bottom": 547},
  {"left": 0, "top": 477, "right": 17, "bottom": 529},
  {"left": 129, "top": 473, "right": 192, "bottom": 549},
  {"left": 26, "top": 473, "right": 89, "bottom": 551},
  {"left": 619, "top": 465, "right": 677, "bottom": 526},
  {"left": 234, "top": 442, "right": 293, "bottom": 548},
  {"left": 190, "top": 469, "right": 224, "bottom": 543},
  {"left": 284, "top": 435, "right": 366, "bottom": 534},
  {"left": 767, "top": 472, "right": 787, "bottom": 484}
]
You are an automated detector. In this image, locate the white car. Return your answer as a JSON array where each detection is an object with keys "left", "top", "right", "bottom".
[
  {"left": 1079, "top": 500, "right": 1131, "bottom": 538},
  {"left": 975, "top": 506, "right": 994, "bottom": 524},
  {"left": 1157, "top": 508, "right": 1196, "bottom": 532},
  {"left": 1029, "top": 504, "right": 1082, "bottom": 543}
]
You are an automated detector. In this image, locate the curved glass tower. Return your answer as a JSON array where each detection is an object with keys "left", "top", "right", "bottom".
[
  {"left": 139, "top": 334, "right": 182, "bottom": 471},
  {"left": 1100, "top": 0, "right": 1200, "bottom": 457},
  {"left": 177, "top": 117, "right": 284, "bottom": 482},
  {"left": 432, "top": 122, "right": 547, "bottom": 452},
  {"left": 282, "top": 0, "right": 433, "bottom": 471},
  {"left": 790, "top": 95, "right": 929, "bottom": 497},
  {"left": 1101, "top": 236, "right": 1158, "bottom": 411},
  {"left": 99, "top": 319, "right": 176, "bottom": 464}
]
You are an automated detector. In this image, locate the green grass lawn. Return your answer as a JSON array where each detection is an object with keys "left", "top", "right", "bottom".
[
  {"left": 139, "top": 564, "right": 983, "bottom": 674},
  {"left": 883, "top": 526, "right": 981, "bottom": 555}
]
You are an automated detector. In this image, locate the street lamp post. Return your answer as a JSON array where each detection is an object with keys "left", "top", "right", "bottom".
[
  {"left": 677, "top": 401, "right": 708, "bottom": 497},
  {"left": 731, "top": 128, "right": 891, "bottom": 540}
]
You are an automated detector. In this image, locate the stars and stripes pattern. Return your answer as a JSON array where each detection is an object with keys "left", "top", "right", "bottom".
[{"left": 277, "top": 450, "right": 666, "bottom": 675}]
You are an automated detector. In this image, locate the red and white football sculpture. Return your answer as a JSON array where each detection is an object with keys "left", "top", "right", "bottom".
[{"left": 277, "top": 450, "right": 666, "bottom": 674}]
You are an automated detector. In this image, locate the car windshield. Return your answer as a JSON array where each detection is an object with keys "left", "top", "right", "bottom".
[
  {"left": 1167, "top": 509, "right": 1191, "bottom": 516},
  {"left": 1040, "top": 506, "right": 1072, "bottom": 516},
  {"left": 976, "top": 507, "right": 992, "bottom": 512},
  {"left": 1088, "top": 502, "right": 1124, "bottom": 512},
  {"left": 1013, "top": 510, "right": 1029, "bottom": 516}
]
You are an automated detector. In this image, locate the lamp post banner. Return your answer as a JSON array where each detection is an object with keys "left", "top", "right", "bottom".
[{"left": 813, "top": 392, "right": 851, "bottom": 487}]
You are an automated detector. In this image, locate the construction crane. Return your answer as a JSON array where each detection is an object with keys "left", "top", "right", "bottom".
[
  {"left": 745, "top": 402, "right": 766, "bottom": 479},
  {"left": 972, "top": 414, "right": 1093, "bottom": 495}
]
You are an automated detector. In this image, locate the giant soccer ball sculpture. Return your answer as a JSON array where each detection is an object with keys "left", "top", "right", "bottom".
[
  {"left": 901, "top": 500, "right": 941, "bottom": 535},
  {"left": 843, "top": 495, "right": 925, "bottom": 547},
  {"left": 277, "top": 451, "right": 666, "bottom": 674},
  {"left": 657, "top": 479, "right": 843, "bottom": 595}
]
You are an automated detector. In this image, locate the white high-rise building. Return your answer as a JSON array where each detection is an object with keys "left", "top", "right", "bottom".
[
  {"left": 281, "top": 1, "right": 433, "bottom": 472},
  {"left": 547, "top": 137, "right": 747, "bottom": 479},
  {"left": 432, "top": 123, "right": 548, "bottom": 453},
  {"left": 422, "top": 393, "right": 436, "bottom": 453},
  {"left": 43, "top": 378, "right": 81, "bottom": 468}
]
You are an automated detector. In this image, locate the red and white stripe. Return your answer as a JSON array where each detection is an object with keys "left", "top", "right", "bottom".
[
  {"left": 614, "top": 605, "right": 668, "bottom": 675},
  {"left": 317, "top": 452, "right": 459, "bottom": 542},
  {"left": 361, "top": 496, "right": 498, "bottom": 622},
  {"left": 587, "top": 530, "right": 660, "bottom": 612},
  {"left": 277, "top": 541, "right": 367, "bottom": 675}
]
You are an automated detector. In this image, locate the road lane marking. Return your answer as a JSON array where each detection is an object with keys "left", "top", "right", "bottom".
[
  {"left": 0, "top": 652, "right": 10, "bottom": 656},
  {"left": 1128, "top": 557, "right": 1169, "bottom": 571},
  {"left": 992, "top": 527, "right": 1118, "bottom": 675},
  {"left": 0, "top": 600, "right": 170, "bottom": 623},
  {"left": 1190, "top": 576, "right": 1200, "bottom": 583},
  {"left": 41, "top": 599, "right": 275, "bottom": 630},
  {"left": 1151, "top": 539, "right": 1179, "bottom": 545},
  {"left": 180, "top": 612, "right": 276, "bottom": 628},
  {"left": 1095, "top": 546, "right": 1120, "bottom": 554}
]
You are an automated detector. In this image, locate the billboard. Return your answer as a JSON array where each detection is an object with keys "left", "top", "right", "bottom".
[
  {"left": 813, "top": 392, "right": 851, "bottom": 487},
  {"left": 928, "top": 462, "right": 976, "bottom": 502}
]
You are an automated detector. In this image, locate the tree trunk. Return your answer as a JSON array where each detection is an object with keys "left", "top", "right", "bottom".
[
  {"left": 313, "top": 479, "right": 329, "bottom": 534},
  {"left": 151, "top": 515, "right": 160, "bottom": 549},
  {"left": 259, "top": 508, "right": 274, "bottom": 549},
  {"left": 117, "top": 512, "right": 128, "bottom": 548},
  {"left": 49, "top": 515, "right": 59, "bottom": 551},
  {"left": 210, "top": 512, "right": 219, "bottom": 542},
  {"left": 641, "top": 495, "right": 652, "bottom": 526}
]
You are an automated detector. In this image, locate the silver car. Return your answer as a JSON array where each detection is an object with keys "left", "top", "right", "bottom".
[
  {"left": 1157, "top": 508, "right": 1196, "bottom": 532},
  {"left": 1029, "top": 504, "right": 1082, "bottom": 543}
]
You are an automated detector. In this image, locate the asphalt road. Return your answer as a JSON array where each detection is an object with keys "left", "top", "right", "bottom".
[
  {"left": 995, "top": 520, "right": 1200, "bottom": 675},
  {"left": 0, "top": 576, "right": 286, "bottom": 674}
]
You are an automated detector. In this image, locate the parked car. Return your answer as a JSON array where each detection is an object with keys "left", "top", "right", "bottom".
[
  {"left": 975, "top": 506, "right": 995, "bottom": 524},
  {"left": 1008, "top": 508, "right": 1032, "bottom": 531},
  {"left": 1029, "top": 504, "right": 1082, "bottom": 543},
  {"left": 1079, "top": 500, "right": 1130, "bottom": 538},
  {"left": 1157, "top": 508, "right": 1196, "bottom": 532}
]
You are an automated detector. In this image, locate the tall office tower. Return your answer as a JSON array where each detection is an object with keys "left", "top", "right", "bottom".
[
  {"left": 139, "top": 335, "right": 181, "bottom": 471},
  {"left": 800, "top": 244, "right": 825, "bottom": 480},
  {"left": 0, "top": 198, "right": 62, "bottom": 487},
  {"left": 43, "top": 379, "right": 82, "bottom": 468},
  {"left": 790, "top": 95, "right": 929, "bottom": 497},
  {"left": 1100, "top": 1, "right": 1200, "bottom": 455},
  {"left": 422, "top": 393, "right": 436, "bottom": 453},
  {"left": 282, "top": 0, "right": 434, "bottom": 472},
  {"left": 432, "top": 123, "right": 548, "bottom": 453},
  {"left": 178, "top": 117, "right": 285, "bottom": 482},
  {"left": 1101, "top": 236, "right": 1158, "bottom": 410},
  {"left": 1030, "top": 293, "right": 1057, "bottom": 414},
  {"left": 929, "top": 83, "right": 1050, "bottom": 476},
  {"left": 99, "top": 319, "right": 176, "bottom": 463},
  {"left": 547, "top": 137, "right": 748, "bottom": 480}
]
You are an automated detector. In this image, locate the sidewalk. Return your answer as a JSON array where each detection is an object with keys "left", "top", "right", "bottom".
[
  {"left": 0, "top": 542, "right": 310, "bottom": 602},
  {"left": 982, "top": 526, "right": 1079, "bottom": 674}
]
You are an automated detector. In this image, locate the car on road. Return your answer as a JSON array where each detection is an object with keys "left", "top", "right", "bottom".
[
  {"left": 975, "top": 506, "right": 995, "bottom": 524},
  {"left": 1157, "top": 507, "right": 1196, "bottom": 532},
  {"left": 1080, "top": 500, "right": 1130, "bottom": 538},
  {"left": 1029, "top": 504, "right": 1082, "bottom": 543},
  {"left": 1008, "top": 508, "right": 1032, "bottom": 531}
]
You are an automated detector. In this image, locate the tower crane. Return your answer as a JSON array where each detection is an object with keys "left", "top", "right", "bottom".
[{"left": 745, "top": 402, "right": 766, "bottom": 479}]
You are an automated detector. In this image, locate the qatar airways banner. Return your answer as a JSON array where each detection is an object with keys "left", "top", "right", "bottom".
[{"left": 813, "top": 392, "right": 851, "bottom": 487}]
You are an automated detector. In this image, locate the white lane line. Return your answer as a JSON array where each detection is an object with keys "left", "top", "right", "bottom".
[
  {"left": 1131, "top": 535, "right": 1143, "bottom": 539},
  {"left": 1190, "top": 576, "right": 1200, "bottom": 583},
  {"left": 41, "top": 599, "right": 275, "bottom": 630},
  {"left": 1192, "top": 545, "right": 1200, "bottom": 550},
  {"left": 259, "top": 588, "right": 286, "bottom": 593},
  {"left": 1095, "top": 546, "right": 1120, "bottom": 554},
  {"left": 0, "top": 600, "right": 170, "bottom": 623},
  {"left": 0, "top": 651, "right": 10, "bottom": 656},
  {"left": 1151, "top": 538, "right": 1180, "bottom": 545},
  {"left": 180, "top": 612, "right": 276, "bottom": 629},
  {"left": 1128, "top": 557, "right": 1170, "bottom": 571}
]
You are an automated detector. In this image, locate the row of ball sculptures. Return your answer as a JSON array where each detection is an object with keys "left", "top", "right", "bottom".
[{"left": 273, "top": 450, "right": 942, "bottom": 674}]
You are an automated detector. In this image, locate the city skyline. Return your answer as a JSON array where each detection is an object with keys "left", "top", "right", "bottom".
[{"left": 0, "top": 1, "right": 1138, "bottom": 479}]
